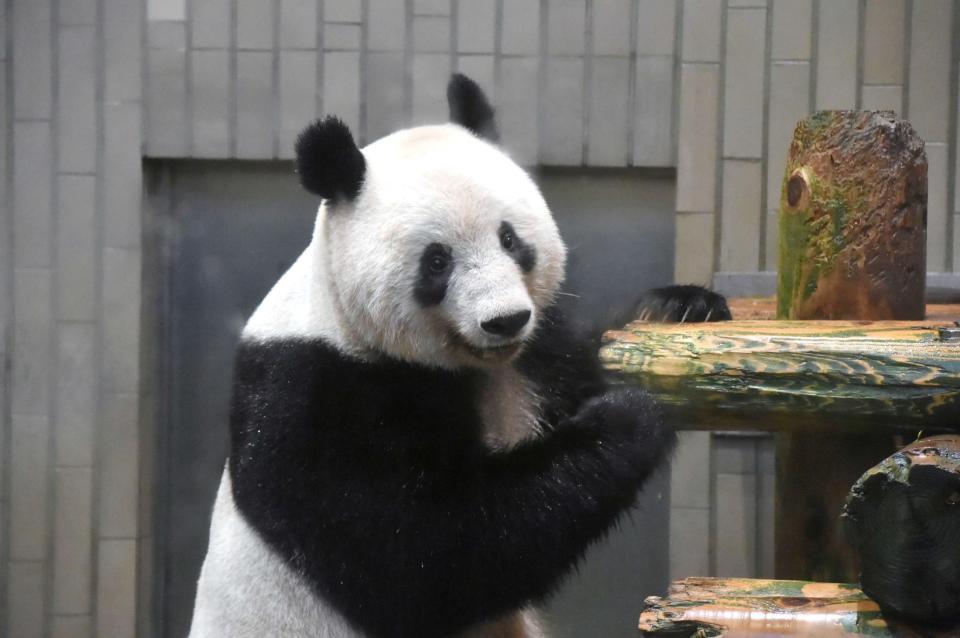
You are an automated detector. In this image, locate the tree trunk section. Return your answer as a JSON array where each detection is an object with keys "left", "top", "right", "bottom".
[
  {"left": 776, "top": 111, "right": 926, "bottom": 321},
  {"left": 843, "top": 435, "right": 960, "bottom": 624}
]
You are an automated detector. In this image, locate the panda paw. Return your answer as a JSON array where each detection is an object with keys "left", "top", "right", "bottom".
[
  {"left": 634, "top": 284, "right": 731, "bottom": 323},
  {"left": 569, "top": 386, "right": 676, "bottom": 477}
]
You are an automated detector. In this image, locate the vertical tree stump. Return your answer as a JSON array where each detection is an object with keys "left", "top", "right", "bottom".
[
  {"left": 777, "top": 111, "right": 927, "bottom": 320},
  {"left": 774, "top": 111, "right": 927, "bottom": 583}
]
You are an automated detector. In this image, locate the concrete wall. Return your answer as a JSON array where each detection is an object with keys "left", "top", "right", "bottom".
[
  {"left": 2, "top": 0, "right": 147, "bottom": 636},
  {"left": 676, "top": 0, "right": 960, "bottom": 286},
  {"left": 669, "top": 432, "right": 776, "bottom": 581},
  {"left": 144, "top": 0, "right": 682, "bottom": 167},
  {"left": 1, "top": 1, "right": 958, "bottom": 636}
]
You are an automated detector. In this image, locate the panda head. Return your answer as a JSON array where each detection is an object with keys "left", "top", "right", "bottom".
[{"left": 295, "top": 74, "right": 566, "bottom": 370}]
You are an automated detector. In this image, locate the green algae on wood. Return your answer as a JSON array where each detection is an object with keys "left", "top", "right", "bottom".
[
  {"left": 639, "top": 577, "right": 958, "bottom": 637},
  {"left": 599, "top": 320, "right": 960, "bottom": 431},
  {"left": 639, "top": 578, "right": 891, "bottom": 637},
  {"left": 777, "top": 111, "right": 927, "bottom": 320}
]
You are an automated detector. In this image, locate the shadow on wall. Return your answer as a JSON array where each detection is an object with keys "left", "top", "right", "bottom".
[
  {"left": 537, "top": 168, "right": 676, "bottom": 335},
  {"left": 148, "top": 160, "right": 676, "bottom": 637}
]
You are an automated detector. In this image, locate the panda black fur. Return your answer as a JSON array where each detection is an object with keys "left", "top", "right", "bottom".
[{"left": 190, "top": 74, "right": 712, "bottom": 638}]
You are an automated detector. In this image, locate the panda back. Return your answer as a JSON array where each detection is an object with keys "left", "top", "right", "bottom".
[{"left": 242, "top": 227, "right": 347, "bottom": 348}]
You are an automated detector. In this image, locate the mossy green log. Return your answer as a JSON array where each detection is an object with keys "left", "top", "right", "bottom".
[
  {"left": 639, "top": 577, "right": 957, "bottom": 636},
  {"left": 777, "top": 111, "right": 926, "bottom": 320},
  {"left": 600, "top": 320, "right": 960, "bottom": 431}
]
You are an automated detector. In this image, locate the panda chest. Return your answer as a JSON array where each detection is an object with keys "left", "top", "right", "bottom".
[{"left": 476, "top": 368, "right": 543, "bottom": 450}]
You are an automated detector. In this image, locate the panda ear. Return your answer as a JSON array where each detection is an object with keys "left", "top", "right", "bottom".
[
  {"left": 294, "top": 116, "right": 366, "bottom": 202},
  {"left": 447, "top": 73, "right": 499, "bottom": 142}
]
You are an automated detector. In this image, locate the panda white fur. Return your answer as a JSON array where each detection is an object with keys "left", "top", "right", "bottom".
[{"left": 189, "top": 74, "right": 679, "bottom": 638}]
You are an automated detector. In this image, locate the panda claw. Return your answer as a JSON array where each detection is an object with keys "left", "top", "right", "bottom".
[{"left": 633, "top": 284, "right": 731, "bottom": 324}]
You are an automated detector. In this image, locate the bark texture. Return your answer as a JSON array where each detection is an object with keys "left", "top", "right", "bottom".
[
  {"left": 639, "top": 577, "right": 957, "bottom": 637},
  {"left": 599, "top": 319, "right": 960, "bottom": 431},
  {"left": 843, "top": 435, "right": 960, "bottom": 624},
  {"left": 777, "top": 111, "right": 927, "bottom": 320}
]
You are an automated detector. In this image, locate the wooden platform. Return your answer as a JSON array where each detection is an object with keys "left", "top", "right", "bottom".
[
  {"left": 599, "top": 304, "right": 960, "bottom": 431},
  {"left": 639, "top": 577, "right": 957, "bottom": 637}
]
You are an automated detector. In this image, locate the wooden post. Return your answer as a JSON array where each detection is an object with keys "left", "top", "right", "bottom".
[
  {"left": 775, "top": 433, "right": 899, "bottom": 583},
  {"left": 777, "top": 111, "right": 927, "bottom": 320},
  {"left": 774, "top": 111, "right": 929, "bottom": 583},
  {"left": 843, "top": 435, "right": 960, "bottom": 624}
]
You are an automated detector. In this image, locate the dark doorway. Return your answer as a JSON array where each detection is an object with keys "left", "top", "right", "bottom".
[{"left": 148, "top": 160, "right": 317, "bottom": 638}]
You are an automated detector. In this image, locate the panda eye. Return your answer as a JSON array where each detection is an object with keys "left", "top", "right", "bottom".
[
  {"left": 498, "top": 221, "right": 536, "bottom": 273},
  {"left": 428, "top": 252, "right": 450, "bottom": 274}
]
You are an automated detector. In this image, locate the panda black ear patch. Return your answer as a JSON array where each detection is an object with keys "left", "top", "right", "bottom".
[
  {"left": 294, "top": 116, "right": 366, "bottom": 202},
  {"left": 447, "top": 73, "right": 499, "bottom": 142}
]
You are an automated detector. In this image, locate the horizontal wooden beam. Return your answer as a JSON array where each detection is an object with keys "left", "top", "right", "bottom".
[
  {"left": 600, "top": 320, "right": 960, "bottom": 431},
  {"left": 639, "top": 577, "right": 956, "bottom": 636}
]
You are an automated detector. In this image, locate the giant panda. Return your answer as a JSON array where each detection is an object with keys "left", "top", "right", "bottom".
[{"left": 190, "top": 74, "right": 722, "bottom": 638}]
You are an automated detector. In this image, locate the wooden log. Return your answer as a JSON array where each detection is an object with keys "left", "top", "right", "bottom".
[
  {"left": 638, "top": 577, "right": 957, "bottom": 637},
  {"left": 774, "top": 112, "right": 931, "bottom": 583},
  {"left": 599, "top": 319, "right": 960, "bottom": 431},
  {"left": 777, "top": 111, "right": 927, "bottom": 320},
  {"left": 843, "top": 435, "right": 960, "bottom": 624}
]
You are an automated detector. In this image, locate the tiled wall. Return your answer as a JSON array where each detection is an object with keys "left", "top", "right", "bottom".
[
  {"left": 2, "top": 1, "right": 959, "bottom": 637},
  {"left": 145, "top": 0, "right": 683, "bottom": 167},
  {"left": 675, "top": 0, "right": 960, "bottom": 285},
  {"left": 2, "top": 0, "right": 147, "bottom": 636},
  {"left": 669, "top": 432, "right": 775, "bottom": 581}
]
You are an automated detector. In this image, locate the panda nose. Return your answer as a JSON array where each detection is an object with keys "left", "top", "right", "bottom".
[{"left": 481, "top": 310, "right": 531, "bottom": 337}]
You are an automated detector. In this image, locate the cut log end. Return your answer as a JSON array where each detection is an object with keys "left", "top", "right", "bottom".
[{"left": 843, "top": 436, "right": 960, "bottom": 624}]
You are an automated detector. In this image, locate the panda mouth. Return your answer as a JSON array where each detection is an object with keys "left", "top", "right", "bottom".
[
  {"left": 466, "top": 341, "right": 523, "bottom": 361},
  {"left": 449, "top": 331, "right": 523, "bottom": 362}
]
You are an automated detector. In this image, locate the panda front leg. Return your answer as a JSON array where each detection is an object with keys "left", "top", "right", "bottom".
[
  {"left": 456, "top": 389, "right": 673, "bottom": 638},
  {"left": 633, "top": 284, "right": 731, "bottom": 323},
  {"left": 514, "top": 286, "right": 729, "bottom": 448},
  {"left": 454, "top": 608, "right": 545, "bottom": 638},
  {"left": 455, "top": 386, "right": 675, "bottom": 638},
  {"left": 455, "top": 386, "right": 676, "bottom": 621}
]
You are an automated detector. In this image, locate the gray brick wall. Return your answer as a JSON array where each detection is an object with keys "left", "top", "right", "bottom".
[
  {"left": 2, "top": 0, "right": 146, "bottom": 634},
  {"left": 143, "top": 0, "right": 685, "bottom": 165},
  {"left": 136, "top": 0, "right": 960, "bottom": 283},
  {"left": 683, "top": 0, "right": 960, "bottom": 286},
  {"left": 2, "top": 1, "right": 960, "bottom": 636},
  {"left": 669, "top": 431, "right": 775, "bottom": 582}
]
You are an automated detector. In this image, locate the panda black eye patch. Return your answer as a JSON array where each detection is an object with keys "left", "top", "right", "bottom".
[
  {"left": 414, "top": 243, "right": 453, "bottom": 307},
  {"left": 499, "top": 221, "right": 536, "bottom": 273}
]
